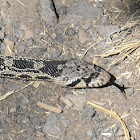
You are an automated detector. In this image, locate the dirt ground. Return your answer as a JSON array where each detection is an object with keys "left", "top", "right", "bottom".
[{"left": 0, "top": 0, "right": 140, "bottom": 140}]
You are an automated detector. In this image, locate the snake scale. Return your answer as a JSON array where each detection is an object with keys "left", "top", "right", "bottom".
[{"left": 0, "top": 54, "right": 126, "bottom": 95}]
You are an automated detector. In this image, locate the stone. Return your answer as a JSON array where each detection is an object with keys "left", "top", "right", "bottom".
[
  {"left": 40, "top": 0, "right": 58, "bottom": 25},
  {"left": 94, "top": 0, "right": 104, "bottom": 8},
  {"left": 100, "top": 15, "right": 109, "bottom": 24},
  {"left": 22, "top": 118, "right": 29, "bottom": 124},
  {"left": 81, "top": 108, "right": 96, "bottom": 118},
  {"left": 61, "top": 119, "right": 71, "bottom": 128},
  {"left": 64, "top": 0, "right": 103, "bottom": 24},
  {"left": 3, "top": 1, "right": 10, "bottom": 9},
  {"left": 0, "top": 30, "right": 5, "bottom": 39},
  {"left": 79, "top": 30, "right": 87, "bottom": 44},
  {"left": 43, "top": 113, "right": 61, "bottom": 136},
  {"left": 58, "top": 6, "right": 67, "bottom": 16},
  {"left": 86, "top": 128, "right": 96, "bottom": 139},
  {"left": 49, "top": 49, "right": 62, "bottom": 59},
  {"left": 9, "top": 107, "right": 16, "bottom": 113},
  {"left": 95, "top": 25, "right": 120, "bottom": 37},
  {"left": 1, "top": 9, "right": 7, "bottom": 18},
  {"left": 26, "top": 38, "right": 34, "bottom": 47},
  {"left": 82, "top": 22, "right": 92, "bottom": 30},
  {"left": 113, "top": 126, "right": 119, "bottom": 134},
  {"left": 65, "top": 94, "right": 86, "bottom": 110},
  {"left": 55, "top": 34, "right": 65, "bottom": 44},
  {"left": 127, "top": 87, "right": 134, "bottom": 95},
  {"left": 65, "top": 28, "right": 76, "bottom": 36},
  {"left": 24, "top": 29, "right": 34, "bottom": 39}
]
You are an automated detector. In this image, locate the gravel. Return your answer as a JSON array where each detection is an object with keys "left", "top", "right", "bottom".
[{"left": 0, "top": 0, "right": 139, "bottom": 139}]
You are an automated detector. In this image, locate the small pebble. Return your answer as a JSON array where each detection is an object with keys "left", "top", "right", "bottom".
[
  {"left": 0, "top": 129, "right": 4, "bottom": 133},
  {"left": 65, "top": 94, "right": 86, "bottom": 110},
  {"left": 118, "top": 77, "right": 123, "bottom": 83},
  {"left": 127, "top": 87, "right": 134, "bottom": 95},
  {"left": 24, "top": 29, "right": 34, "bottom": 39},
  {"left": 51, "top": 33, "right": 56, "bottom": 39},
  {"left": 16, "top": 30, "right": 24, "bottom": 39},
  {"left": 97, "top": 40, "right": 106, "bottom": 48},
  {"left": 58, "top": 6, "right": 67, "bottom": 16},
  {"left": 36, "top": 131, "right": 45, "bottom": 137},
  {"left": 0, "top": 19, "right": 4, "bottom": 28},
  {"left": 22, "top": 118, "right": 29, "bottom": 124},
  {"left": 56, "top": 34, "right": 65, "bottom": 44},
  {"left": 113, "top": 126, "right": 119, "bottom": 134},
  {"left": 65, "top": 28, "right": 76, "bottom": 36},
  {"left": 1, "top": 9, "right": 7, "bottom": 18},
  {"left": 61, "top": 119, "right": 71, "bottom": 128},
  {"left": 0, "top": 30, "right": 5, "bottom": 39},
  {"left": 34, "top": 28, "right": 42, "bottom": 40},
  {"left": 3, "top": 1, "right": 10, "bottom": 9},
  {"left": 26, "top": 38, "right": 34, "bottom": 46},
  {"left": 117, "top": 129, "right": 125, "bottom": 137},
  {"left": 79, "top": 30, "right": 87, "bottom": 44},
  {"left": 43, "top": 113, "right": 61, "bottom": 136},
  {"left": 0, "top": 78, "right": 5, "bottom": 84},
  {"left": 49, "top": 49, "right": 62, "bottom": 59},
  {"left": 86, "top": 128, "right": 96, "bottom": 139},
  {"left": 94, "top": 0, "right": 104, "bottom": 8},
  {"left": 9, "top": 107, "right": 16, "bottom": 113},
  {"left": 81, "top": 108, "right": 96, "bottom": 118},
  {"left": 82, "top": 22, "right": 92, "bottom": 30},
  {"left": 100, "top": 15, "right": 109, "bottom": 24}
]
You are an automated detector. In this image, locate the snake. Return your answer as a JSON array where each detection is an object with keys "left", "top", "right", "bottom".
[{"left": 0, "top": 54, "right": 127, "bottom": 96}]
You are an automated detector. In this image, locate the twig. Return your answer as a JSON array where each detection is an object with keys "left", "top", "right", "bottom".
[{"left": 37, "top": 102, "right": 62, "bottom": 113}]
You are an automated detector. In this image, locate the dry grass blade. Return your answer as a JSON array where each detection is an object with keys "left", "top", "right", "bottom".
[
  {"left": 15, "top": 0, "right": 27, "bottom": 8},
  {"left": 0, "top": 91, "right": 14, "bottom": 101},
  {"left": 103, "top": 40, "right": 140, "bottom": 70},
  {"left": 0, "top": 82, "right": 34, "bottom": 101},
  {"left": 87, "top": 101, "right": 130, "bottom": 140}
]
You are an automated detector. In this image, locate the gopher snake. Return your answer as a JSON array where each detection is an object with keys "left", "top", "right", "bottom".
[{"left": 0, "top": 54, "right": 126, "bottom": 95}]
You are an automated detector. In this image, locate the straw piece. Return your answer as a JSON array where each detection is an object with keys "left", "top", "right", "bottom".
[{"left": 87, "top": 101, "right": 130, "bottom": 140}]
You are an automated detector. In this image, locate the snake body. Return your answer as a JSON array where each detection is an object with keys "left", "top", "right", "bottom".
[{"left": 0, "top": 55, "right": 126, "bottom": 93}]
